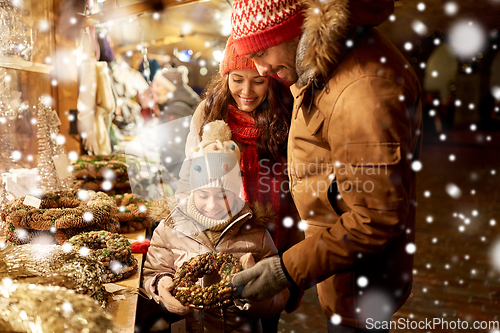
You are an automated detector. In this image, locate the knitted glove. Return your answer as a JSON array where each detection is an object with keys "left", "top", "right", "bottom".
[
  {"left": 232, "top": 256, "right": 292, "bottom": 301},
  {"left": 158, "top": 276, "right": 190, "bottom": 315}
]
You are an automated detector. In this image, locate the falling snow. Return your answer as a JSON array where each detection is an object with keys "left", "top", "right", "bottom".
[
  {"left": 445, "top": 183, "right": 462, "bottom": 198},
  {"left": 83, "top": 212, "right": 93, "bottom": 222},
  {"left": 449, "top": 20, "right": 486, "bottom": 58},
  {"left": 406, "top": 243, "right": 417, "bottom": 254},
  {"left": 283, "top": 217, "right": 294, "bottom": 228}
]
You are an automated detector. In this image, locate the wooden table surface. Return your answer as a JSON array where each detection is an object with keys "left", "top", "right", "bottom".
[{"left": 105, "top": 229, "right": 147, "bottom": 333}]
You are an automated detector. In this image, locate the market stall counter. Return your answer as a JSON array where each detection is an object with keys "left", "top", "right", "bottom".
[{"left": 105, "top": 229, "right": 146, "bottom": 333}]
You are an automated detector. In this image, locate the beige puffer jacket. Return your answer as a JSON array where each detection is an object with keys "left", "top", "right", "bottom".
[{"left": 143, "top": 201, "right": 289, "bottom": 332}]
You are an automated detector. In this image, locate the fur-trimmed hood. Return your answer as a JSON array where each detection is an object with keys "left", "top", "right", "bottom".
[{"left": 296, "top": 0, "right": 394, "bottom": 86}]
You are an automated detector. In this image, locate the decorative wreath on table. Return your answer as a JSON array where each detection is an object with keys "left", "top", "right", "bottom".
[
  {"left": 72, "top": 154, "right": 131, "bottom": 194},
  {"left": 68, "top": 230, "right": 138, "bottom": 283},
  {"left": 112, "top": 193, "right": 152, "bottom": 233},
  {"left": 172, "top": 252, "right": 242, "bottom": 309},
  {"left": 72, "top": 154, "right": 128, "bottom": 179},
  {"left": 0, "top": 190, "right": 118, "bottom": 245}
]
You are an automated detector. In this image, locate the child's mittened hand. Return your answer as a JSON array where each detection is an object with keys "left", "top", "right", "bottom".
[
  {"left": 158, "top": 277, "right": 191, "bottom": 315},
  {"left": 240, "top": 253, "right": 256, "bottom": 270}
]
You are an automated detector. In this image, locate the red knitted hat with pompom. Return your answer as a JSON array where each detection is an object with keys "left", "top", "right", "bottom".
[
  {"left": 231, "top": 0, "right": 304, "bottom": 56},
  {"left": 220, "top": 36, "right": 257, "bottom": 76}
]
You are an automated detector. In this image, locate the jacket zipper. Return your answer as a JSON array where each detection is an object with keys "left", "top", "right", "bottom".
[{"left": 214, "top": 212, "right": 252, "bottom": 248}]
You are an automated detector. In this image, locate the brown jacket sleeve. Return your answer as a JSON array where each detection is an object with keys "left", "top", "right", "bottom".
[{"left": 282, "top": 76, "right": 421, "bottom": 289}]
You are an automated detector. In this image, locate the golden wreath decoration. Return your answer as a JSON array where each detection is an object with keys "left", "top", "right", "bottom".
[
  {"left": 112, "top": 193, "right": 152, "bottom": 233},
  {"left": 72, "top": 154, "right": 131, "bottom": 194},
  {"left": 68, "top": 230, "right": 138, "bottom": 283},
  {"left": 0, "top": 190, "right": 118, "bottom": 245},
  {"left": 72, "top": 154, "right": 128, "bottom": 179},
  {"left": 172, "top": 252, "right": 242, "bottom": 309}
]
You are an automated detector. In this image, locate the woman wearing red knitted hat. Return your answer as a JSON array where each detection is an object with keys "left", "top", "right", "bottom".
[{"left": 177, "top": 36, "right": 304, "bottom": 332}]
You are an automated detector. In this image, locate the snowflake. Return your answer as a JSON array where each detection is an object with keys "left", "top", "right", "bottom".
[
  {"left": 412, "top": 20, "right": 428, "bottom": 35},
  {"left": 411, "top": 160, "right": 422, "bottom": 172},
  {"left": 2, "top": 277, "right": 13, "bottom": 288},
  {"left": 444, "top": 1, "right": 458, "bottom": 16},
  {"left": 62, "top": 302, "right": 73, "bottom": 313},
  {"left": 357, "top": 276, "right": 368, "bottom": 288},
  {"left": 62, "top": 242, "right": 73, "bottom": 253},
  {"left": 11, "top": 150, "right": 22, "bottom": 161},
  {"left": 283, "top": 217, "right": 294, "bottom": 228},
  {"left": 445, "top": 183, "right": 461, "bottom": 198},
  {"left": 103, "top": 168, "right": 116, "bottom": 180},
  {"left": 298, "top": 220, "right": 308, "bottom": 231},
  {"left": 101, "top": 181, "right": 113, "bottom": 191},
  {"left": 79, "top": 247, "right": 90, "bottom": 257},
  {"left": 406, "top": 243, "right": 416, "bottom": 254},
  {"left": 16, "top": 228, "right": 28, "bottom": 240},
  {"left": 110, "top": 260, "right": 123, "bottom": 274},
  {"left": 449, "top": 20, "right": 485, "bottom": 58},
  {"left": 331, "top": 314, "right": 342, "bottom": 325},
  {"left": 83, "top": 212, "right": 93, "bottom": 222}
]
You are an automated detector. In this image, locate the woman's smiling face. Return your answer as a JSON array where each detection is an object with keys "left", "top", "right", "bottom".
[{"left": 228, "top": 69, "right": 269, "bottom": 112}]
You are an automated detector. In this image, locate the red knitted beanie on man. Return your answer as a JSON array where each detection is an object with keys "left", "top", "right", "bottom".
[
  {"left": 220, "top": 36, "right": 258, "bottom": 77},
  {"left": 231, "top": 0, "right": 304, "bottom": 56}
]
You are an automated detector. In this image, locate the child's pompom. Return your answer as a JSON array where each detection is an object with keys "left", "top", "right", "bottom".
[{"left": 202, "top": 120, "right": 232, "bottom": 142}]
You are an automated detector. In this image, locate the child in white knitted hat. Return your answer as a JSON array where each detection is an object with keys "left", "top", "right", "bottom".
[{"left": 143, "top": 120, "right": 289, "bottom": 332}]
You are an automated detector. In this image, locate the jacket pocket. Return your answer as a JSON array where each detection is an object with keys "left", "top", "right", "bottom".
[
  {"left": 304, "top": 107, "right": 325, "bottom": 136},
  {"left": 337, "top": 142, "right": 405, "bottom": 211},
  {"left": 346, "top": 142, "right": 401, "bottom": 166}
]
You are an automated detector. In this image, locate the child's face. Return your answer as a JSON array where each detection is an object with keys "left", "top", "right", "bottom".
[{"left": 194, "top": 188, "right": 236, "bottom": 220}]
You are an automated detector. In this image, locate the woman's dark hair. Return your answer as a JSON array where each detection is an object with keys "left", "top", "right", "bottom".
[{"left": 199, "top": 74, "right": 293, "bottom": 161}]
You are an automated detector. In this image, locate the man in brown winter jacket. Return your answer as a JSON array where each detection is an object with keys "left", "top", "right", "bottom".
[{"left": 230, "top": 0, "right": 423, "bottom": 332}]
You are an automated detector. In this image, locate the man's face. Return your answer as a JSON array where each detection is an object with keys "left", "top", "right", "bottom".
[{"left": 247, "top": 38, "right": 299, "bottom": 84}]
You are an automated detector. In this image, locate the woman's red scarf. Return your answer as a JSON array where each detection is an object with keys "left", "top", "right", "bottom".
[{"left": 226, "top": 105, "right": 281, "bottom": 241}]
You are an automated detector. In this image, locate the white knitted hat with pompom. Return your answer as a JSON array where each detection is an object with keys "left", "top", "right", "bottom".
[{"left": 189, "top": 120, "right": 242, "bottom": 195}]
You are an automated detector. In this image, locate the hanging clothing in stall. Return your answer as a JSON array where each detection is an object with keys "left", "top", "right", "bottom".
[
  {"left": 77, "top": 29, "right": 98, "bottom": 154},
  {"left": 95, "top": 62, "right": 115, "bottom": 155},
  {"left": 108, "top": 57, "right": 150, "bottom": 135},
  {"left": 76, "top": 28, "right": 116, "bottom": 155}
]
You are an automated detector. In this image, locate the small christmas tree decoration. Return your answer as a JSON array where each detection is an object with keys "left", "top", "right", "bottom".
[{"left": 36, "top": 98, "right": 74, "bottom": 192}]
